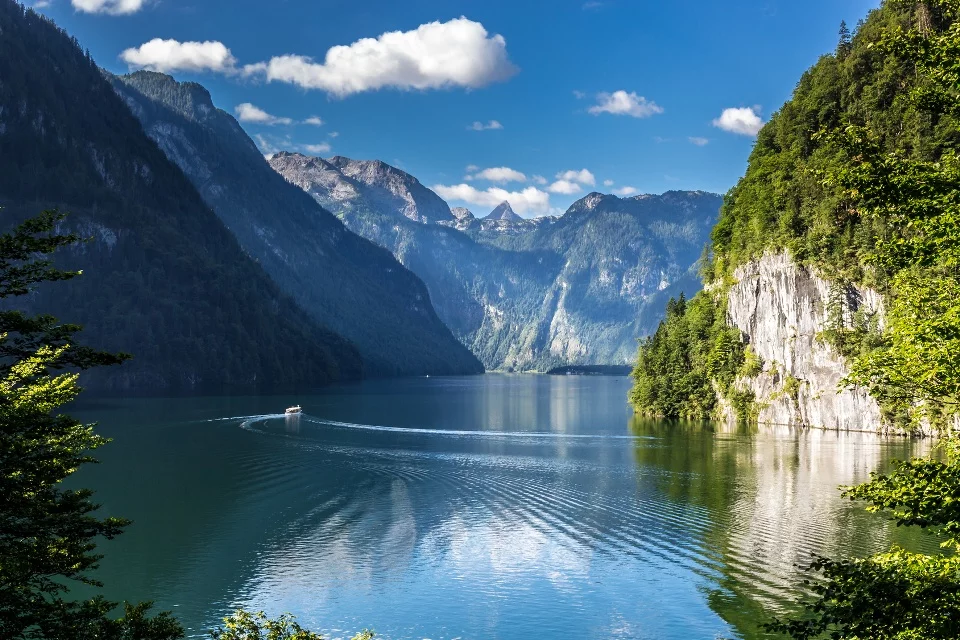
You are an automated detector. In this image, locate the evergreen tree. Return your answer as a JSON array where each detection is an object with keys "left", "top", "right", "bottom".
[
  {"left": 0, "top": 210, "right": 183, "bottom": 640},
  {"left": 838, "top": 19, "right": 853, "bottom": 58}
]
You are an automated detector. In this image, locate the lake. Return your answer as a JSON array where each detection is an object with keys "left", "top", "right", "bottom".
[{"left": 73, "top": 374, "right": 935, "bottom": 640}]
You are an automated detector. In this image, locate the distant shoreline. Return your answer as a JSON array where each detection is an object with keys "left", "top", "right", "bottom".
[{"left": 545, "top": 365, "right": 633, "bottom": 376}]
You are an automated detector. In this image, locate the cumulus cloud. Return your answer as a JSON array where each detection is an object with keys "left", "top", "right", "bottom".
[
  {"left": 713, "top": 107, "right": 764, "bottom": 136},
  {"left": 556, "top": 168, "right": 596, "bottom": 186},
  {"left": 532, "top": 175, "right": 548, "bottom": 185},
  {"left": 603, "top": 179, "right": 614, "bottom": 187},
  {"left": 432, "top": 183, "right": 550, "bottom": 216},
  {"left": 302, "top": 143, "right": 332, "bottom": 155},
  {"left": 304, "top": 116, "right": 324, "bottom": 126},
  {"left": 466, "top": 166, "right": 526, "bottom": 183},
  {"left": 73, "top": 0, "right": 144, "bottom": 14},
  {"left": 588, "top": 91, "right": 663, "bottom": 118},
  {"left": 614, "top": 186, "right": 638, "bottom": 196},
  {"left": 235, "top": 103, "right": 293, "bottom": 126},
  {"left": 688, "top": 136, "right": 710, "bottom": 146},
  {"left": 548, "top": 180, "right": 582, "bottom": 195},
  {"left": 243, "top": 17, "right": 518, "bottom": 97},
  {"left": 328, "top": 131, "right": 340, "bottom": 138},
  {"left": 121, "top": 38, "right": 237, "bottom": 73},
  {"left": 468, "top": 120, "right": 503, "bottom": 131},
  {"left": 573, "top": 90, "right": 586, "bottom": 99}
]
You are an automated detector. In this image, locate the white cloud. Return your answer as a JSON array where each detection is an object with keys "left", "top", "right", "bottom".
[
  {"left": 465, "top": 164, "right": 480, "bottom": 173},
  {"left": 548, "top": 180, "right": 582, "bottom": 195},
  {"left": 688, "top": 136, "right": 710, "bottom": 146},
  {"left": 432, "top": 184, "right": 550, "bottom": 216},
  {"left": 302, "top": 143, "right": 332, "bottom": 155},
  {"left": 121, "top": 39, "right": 237, "bottom": 73},
  {"left": 328, "top": 131, "right": 340, "bottom": 138},
  {"left": 556, "top": 168, "right": 596, "bottom": 186},
  {"left": 712, "top": 107, "right": 764, "bottom": 136},
  {"left": 603, "top": 179, "right": 614, "bottom": 187},
  {"left": 244, "top": 17, "right": 518, "bottom": 97},
  {"left": 468, "top": 120, "right": 503, "bottom": 131},
  {"left": 588, "top": 91, "right": 663, "bottom": 118},
  {"left": 254, "top": 134, "right": 285, "bottom": 156},
  {"left": 573, "top": 90, "right": 586, "bottom": 99},
  {"left": 614, "top": 186, "right": 638, "bottom": 196},
  {"left": 466, "top": 166, "right": 526, "bottom": 183},
  {"left": 304, "top": 116, "right": 324, "bottom": 126},
  {"left": 235, "top": 103, "right": 293, "bottom": 126},
  {"left": 73, "top": 0, "right": 144, "bottom": 14},
  {"left": 532, "top": 175, "right": 548, "bottom": 185}
]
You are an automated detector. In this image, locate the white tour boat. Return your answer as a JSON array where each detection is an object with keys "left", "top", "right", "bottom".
[{"left": 285, "top": 405, "right": 302, "bottom": 415}]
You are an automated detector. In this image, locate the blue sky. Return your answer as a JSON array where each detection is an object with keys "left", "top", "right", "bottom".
[{"left": 33, "top": 0, "right": 879, "bottom": 217}]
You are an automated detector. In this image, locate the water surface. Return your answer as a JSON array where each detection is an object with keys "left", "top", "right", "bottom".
[{"left": 74, "top": 374, "right": 934, "bottom": 639}]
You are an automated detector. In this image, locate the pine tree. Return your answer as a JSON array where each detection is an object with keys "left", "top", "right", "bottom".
[
  {"left": 838, "top": 19, "right": 853, "bottom": 58},
  {"left": 0, "top": 210, "right": 183, "bottom": 640}
]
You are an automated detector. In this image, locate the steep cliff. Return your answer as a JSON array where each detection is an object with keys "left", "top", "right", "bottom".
[
  {"left": 631, "top": 2, "right": 955, "bottom": 432},
  {"left": 718, "top": 254, "right": 884, "bottom": 431}
]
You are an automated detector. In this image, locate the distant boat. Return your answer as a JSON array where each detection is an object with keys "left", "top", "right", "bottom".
[{"left": 285, "top": 405, "right": 302, "bottom": 415}]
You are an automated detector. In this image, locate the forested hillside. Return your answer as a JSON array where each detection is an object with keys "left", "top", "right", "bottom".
[
  {"left": 112, "top": 71, "right": 482, "bottom": 377},
  {"left": 630, "top": 0, "right": 960, "bottom": 425},
  {"left": 0, "top": 1, "right": 362, "bottom": 390}
]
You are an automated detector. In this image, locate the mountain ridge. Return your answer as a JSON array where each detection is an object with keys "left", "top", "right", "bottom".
[
  {"left": 0, "top": 2, "right": 363, "bottom": 390},
  {"left": 271, "top": 152, "right": 721, "bottom": 370},
  {"left": 112, "top": 71, "right": 483, "bottom": 377}
]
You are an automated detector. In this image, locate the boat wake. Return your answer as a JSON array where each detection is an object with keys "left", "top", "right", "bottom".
[{"left": 229, "top": 413, "right": 652, "bottom": 441}]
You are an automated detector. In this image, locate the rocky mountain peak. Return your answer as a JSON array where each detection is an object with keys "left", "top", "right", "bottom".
[
  {"left": 485, "top": 201, "right": 522, "bottom": 222},
  {"left": 451, "top": 207, "right": 476, "bottom": 222},
  {"left": 292, "top": 155, "right": 453, "bottom": 224}
]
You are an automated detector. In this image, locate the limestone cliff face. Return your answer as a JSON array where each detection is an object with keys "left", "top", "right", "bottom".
[{"left": 721, "top": 253, "right": 886, "bottom": 432}]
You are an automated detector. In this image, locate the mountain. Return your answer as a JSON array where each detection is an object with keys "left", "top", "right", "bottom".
[
  {"left": 484, "top": 201, "right": 522, "bottom": 222},
  {"left": 110, "top": 71, "right": 481, "bottom": 377},
  {"left": 0, "top": 1, "right": 362, "bottom": 390},
  {"left": 451, "top": 207, "right": 475, "bottom": 222},
  {"left": 270, "top": 153, "right": 721, "bottom": 371},
  {"left": 278, "top": 153, "right": 454, "bottom": 224},
  {"left": 629, "top": 1, "right": 951, "bottom": 432}
]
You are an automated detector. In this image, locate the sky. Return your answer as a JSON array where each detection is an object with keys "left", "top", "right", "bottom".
[{"left": 31, "top": 0, "right": 880, "bottom": 217}]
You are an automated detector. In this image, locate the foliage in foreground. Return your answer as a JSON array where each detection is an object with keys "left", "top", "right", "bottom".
[
  {"left": 0, "top": 213, "right": 356, "bottom": 640},
  {"left": 767, "top": 438, "right": 960, "bottom": 639},
  {"left": 0, "top": 210, "right": 182, "bottom": 639},
  {"left": 212, "top": 610, "right": 373, "bottom": 640}
]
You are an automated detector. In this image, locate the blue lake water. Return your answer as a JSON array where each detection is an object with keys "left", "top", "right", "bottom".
[{"left": 73, "top": 374, "right": 934, "bottom": 639}]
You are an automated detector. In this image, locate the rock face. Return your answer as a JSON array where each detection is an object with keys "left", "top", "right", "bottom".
[
  {"left": 722, "top": 253, "right": 885, "bottom": 431},
  {"left": 271, "top": 151, "right": 722, "bottom": 371},
  {"left": 317, "top": 155, "right": 454, "bottom": 224},
  {"left": 112, "top": 72, "right": 482, "bottom": 377},
  {"left": 485, "top": 201, "right": 522, "bottom": 222}
]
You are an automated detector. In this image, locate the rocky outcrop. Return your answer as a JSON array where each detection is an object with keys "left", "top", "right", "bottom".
[{"left": 721, "top": 253, "right": 886, "bottom": 432}]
